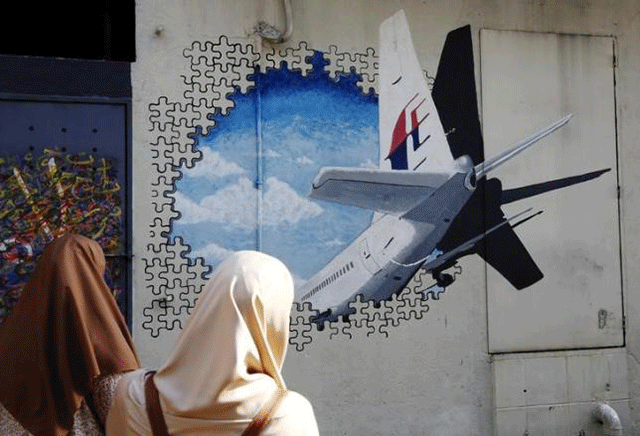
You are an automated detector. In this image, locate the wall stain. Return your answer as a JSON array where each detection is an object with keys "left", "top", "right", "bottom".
[{"left": 598, "top": 308, "right": 607, "bottom": 329}]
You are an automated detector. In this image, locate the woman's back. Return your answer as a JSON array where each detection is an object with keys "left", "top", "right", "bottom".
[
  {"left": 108, "top": 371, "right": 317, "bottom": 436},
  {"left": 0, "top": 235, "right": 139, "bottom": 436},
  {"left": 106, "top": 251, "right": 319, "bottom": 436},
  {"left": 0, "top": 374, "right": 122, "bottom": 436}
]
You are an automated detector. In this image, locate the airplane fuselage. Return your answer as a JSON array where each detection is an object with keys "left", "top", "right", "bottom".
[
  {"left": 297, "top": 172, "right": 474, "bottom": 322},
  {"left": 295, "top": 11, "right": 594, "bottom": 325}
]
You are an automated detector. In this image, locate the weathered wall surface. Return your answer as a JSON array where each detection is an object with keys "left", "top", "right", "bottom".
[{"left": 131, "top": 1, "right": 640, "bottom": 434}]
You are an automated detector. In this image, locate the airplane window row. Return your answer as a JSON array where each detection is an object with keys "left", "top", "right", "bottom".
[{"left": 301, "top": 261, "right": 355, "bottom": 302}]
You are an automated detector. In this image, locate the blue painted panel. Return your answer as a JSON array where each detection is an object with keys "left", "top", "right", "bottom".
[{"left": 171, "top": 52, "right": 378, "bottom": 283}]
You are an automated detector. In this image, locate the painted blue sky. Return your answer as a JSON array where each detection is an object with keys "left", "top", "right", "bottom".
[{"left": 171, "top": 52, "right": 378, "bottom": 288}]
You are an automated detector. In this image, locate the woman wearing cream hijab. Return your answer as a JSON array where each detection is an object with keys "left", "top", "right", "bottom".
[{"left": 107, "top": 251, "right": 319, "bottom": 435}]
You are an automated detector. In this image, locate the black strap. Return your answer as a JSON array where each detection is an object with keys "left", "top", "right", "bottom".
[
  {"left": 241, "top": 388, "right": 288, "bottom": 436},
  {"left": 144, "top": 371, "right": 170, "bottom": 436}
]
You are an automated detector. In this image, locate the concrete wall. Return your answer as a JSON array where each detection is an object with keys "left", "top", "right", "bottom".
[{"left": 131, "top": 0, "right": 640, "bottom": 434}]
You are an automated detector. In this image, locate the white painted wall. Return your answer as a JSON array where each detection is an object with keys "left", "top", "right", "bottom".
[{"left": 131, "top": 0, "right": 640, "bottom": 434}]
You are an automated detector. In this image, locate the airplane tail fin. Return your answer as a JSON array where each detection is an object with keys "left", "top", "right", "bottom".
[{"left": 378, "top": 10, "right": 455, "bottom": 173}]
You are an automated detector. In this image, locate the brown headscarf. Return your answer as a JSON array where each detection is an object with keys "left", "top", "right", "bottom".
[{"left": 0, "top": 234, "right": 139, "bottom": 436}]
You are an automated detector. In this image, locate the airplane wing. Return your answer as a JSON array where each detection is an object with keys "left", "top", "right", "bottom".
[
  {"left": 478, "top": 222, "right": 544, "bottom": 289},
  {"left": 429, "top": 177, "right": 545, "bottom": 290},
  {"left": 310, "top": 166, "right": 451, "bottom": 213},
  {"left": 417, "top": 208, "right": 534, "bottom": 268},
  {"left": 416, "top": 206, "right": 544, "bottom": 289},
  {"left": 477, "top": 169, "right": 610, "bottom": 289}
]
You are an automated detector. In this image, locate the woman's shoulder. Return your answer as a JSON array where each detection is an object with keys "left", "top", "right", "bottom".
[
  {"left": 281, "top": 390, "right": 314, "bottom": 413},
  {"left": 268, "top": 390, "right": 319, "bottom": 436}
]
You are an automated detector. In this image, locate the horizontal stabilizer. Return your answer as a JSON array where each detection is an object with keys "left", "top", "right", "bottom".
[
  {"left": 476, "top": 114, "right": 573, "bottom": 180},
  {"left": 310, "top": 167, "right": 452, "bottom": 213}
]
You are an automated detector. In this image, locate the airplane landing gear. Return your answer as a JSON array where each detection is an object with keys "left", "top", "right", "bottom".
[{"left": 433, "top": 270, "right": 454, "bottom": 288}]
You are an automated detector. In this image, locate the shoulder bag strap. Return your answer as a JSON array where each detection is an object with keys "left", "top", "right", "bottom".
[
  {"left": 241, "top": 388, "right": 288, "bottom": 436},
  {"left": 144, "top": 371, "right": 171, "bottom": 436}
]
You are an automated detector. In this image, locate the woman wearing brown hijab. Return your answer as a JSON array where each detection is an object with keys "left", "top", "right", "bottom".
[{"left": 0, "top": 234, "right": 140, "bottom": 436}]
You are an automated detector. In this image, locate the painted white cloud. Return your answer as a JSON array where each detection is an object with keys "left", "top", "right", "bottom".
[
  {"left": 174, "top": 176, "right": 323, "bottom": 229},
  {"left": 324, "top": 238, "right": 345, "bottom": 247},
  {"left": 291, "top": 273, "right": 308, "bottom": 294},
  {"left": 359, "top": 158, "right": 378, "bottom": 169},
  {"left": 264, "top": 149, "right": 282, "bottom": 158},
  {"left": 262, "top": 177, "right": 323, "bottom": 226},
  {"left": 184, "top": 146, "right": 245, "bottom": 179},
  {"left": 191, "top": 242, "right": 234, "bottom": 262},
  {"left": 266, "top": 123, "right": 319, "bottom": 154},
  {"left": 295, "top": 156, "right": 314, "bottom": 166},
  {"left": 197, "top": 177, "right": 258, "bottom": 229},
  {"left": 173, "top": 191, "right": 220, "bottom": 225}
]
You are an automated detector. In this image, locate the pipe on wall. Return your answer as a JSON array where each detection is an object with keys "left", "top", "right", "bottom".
[
  {"left": 594, "top": 403, "right": 622, "bottom": 436},
  {"left": 257, "top": 0, "right": 293, "bottom": 43}
]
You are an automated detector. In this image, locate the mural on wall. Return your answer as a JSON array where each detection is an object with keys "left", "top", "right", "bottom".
[
  {"left": 297, "top": 12, "right": 611, "bottom": 326},
  {"left": 171, "top": 51, "right": 378, "bottom": 283},
  {"left": 0, "top": 147, "right": 125, "bottom": 323},
  {"left": 142, "top": 28, "right": 440, "bottom": 347},
  {"left": 142, "top": 11, "right": 609, "bottom": 350}
]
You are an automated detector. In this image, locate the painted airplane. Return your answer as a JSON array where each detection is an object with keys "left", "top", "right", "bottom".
[{"left": 295, "top": 10, "right": 609, "bottom": 324}]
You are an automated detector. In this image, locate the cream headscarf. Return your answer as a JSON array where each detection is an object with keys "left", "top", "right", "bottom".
[
  {"left": 107, "top": 251, "right": 318, "bottom": 435},
  {"left": 154, "top": 250, "right": 293, "bottom": 418}
]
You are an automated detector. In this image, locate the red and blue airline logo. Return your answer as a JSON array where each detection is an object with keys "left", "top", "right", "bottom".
[{"left": 386, "top": 93, "right": 431, "bottom": 170}]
